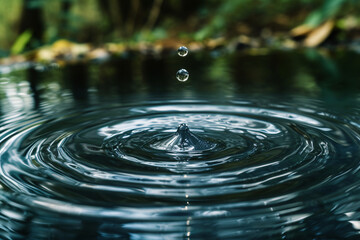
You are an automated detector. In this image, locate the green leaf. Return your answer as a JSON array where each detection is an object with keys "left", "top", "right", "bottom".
[
  {"left": 11, "top": 30, "right": 33, "bottom": 55},
  {"left": 304, "top": 0, "right": 346, "bottom": 27},
  {"left": 27, "top": 0, "right": 45, "bottom": 9}
]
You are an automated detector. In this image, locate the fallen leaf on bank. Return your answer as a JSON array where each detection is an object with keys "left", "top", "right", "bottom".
[
  {"left": 290, "top": 24, "right": 314, "bottom": 37},
  {"left": 87, "top": 48, "right": 110, "bottom": 61},
  {"left": 51, "top": 39, "right": 90, "bottom": 57},
  {"left": 36, "top": 47, "right": 55, "bottom": 61},
  {"left": 155, "top": 39, "right": 183, "bottom": 50},
  {"left": 304, "top": 20, "right": 335, "bottom": 47},
  {"left": 206, "top": 37, "right": 225, "bottom": 49},
  {"left": 106, "top": 43, "right": 126, "bottom": 53},
  {"left": 51, "top": 39, "right": 75, "bottom": 55},
  {"left": 187, "top": 41, "right": 203, "bottom": 52}
]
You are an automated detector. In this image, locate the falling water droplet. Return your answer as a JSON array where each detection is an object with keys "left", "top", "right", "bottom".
[
  {"left": 177, "top": 46, "right": 188, "bottom": 57},
  {"left": 176, "top": 69, "right": 189, "bottom": 82}
]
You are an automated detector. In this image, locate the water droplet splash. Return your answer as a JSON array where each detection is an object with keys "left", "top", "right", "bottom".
[
  {"left": 177, "top": 46, "right": 188, "bottom": 57},
  {"left": 150, "top": 123, "right": 216, "bottom": 152},
  {"left": 176, "top": 69, "right": 189, "bottom": 82}
]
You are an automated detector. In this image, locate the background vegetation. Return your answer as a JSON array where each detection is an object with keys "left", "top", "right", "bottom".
[
  {"left": 1, "top": 0, "right": 360, "bottom": 57},
  {"left": 1, "top": 0, "right": 360, "bottom": 99}
]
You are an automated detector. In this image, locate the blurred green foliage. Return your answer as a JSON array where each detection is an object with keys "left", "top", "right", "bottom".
[
  {"left": 195, "top": 0, "right": 360, "bottom": 39},
  {"left": 11, "top": 30, "right": 32, "bottom": 55},
  {"left": 304, "top": 0, "right": 360, "bottom": 27},
  {"left": 1, "top": 0, "right": 360, "bottom": 55}
]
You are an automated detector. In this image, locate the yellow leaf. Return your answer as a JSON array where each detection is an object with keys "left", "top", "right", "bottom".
[
  {"left": 290, "top": 24, "right": 314, "bottom": 37},
  {"left": 304, "top": 20, "right": 335, "bottom": 47}
]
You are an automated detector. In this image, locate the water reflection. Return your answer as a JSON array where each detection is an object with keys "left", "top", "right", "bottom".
[{"left": 1, "top": 49, "right": 357, "bottom": 103}]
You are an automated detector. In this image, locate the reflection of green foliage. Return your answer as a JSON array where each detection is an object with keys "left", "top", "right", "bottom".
[
  {"left": 207, "top": 56, "right": 232, "bottom": 83},
  {"left": 305, "top": 49, "right": 339, "bottom": 79},
  {"left": 294, "top": 72, "right": 319, "bottom": 92}
]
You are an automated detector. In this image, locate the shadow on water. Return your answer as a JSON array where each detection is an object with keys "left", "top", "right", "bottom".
[
  {"left": 64, "top": 63, "right": 89, "bottom": 101},
  {"left": 142, "top": 56, "right": 170, "bottom": 97},
  {"left": 97, "top": 57, "right": 135, "bottom": 97},
  {"left": 27, "top": 67, "right": 41, "bottom": 109},
  {"left": 0, "top": 97, "right": 2, "bottom": 131}
]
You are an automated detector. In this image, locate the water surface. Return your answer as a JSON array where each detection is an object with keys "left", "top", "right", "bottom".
[{"left": 0, "top": 49, "right": 360, "bottom": 239}]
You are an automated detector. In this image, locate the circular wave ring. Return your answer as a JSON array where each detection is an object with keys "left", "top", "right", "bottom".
[{"left": 0, "top": 100, "right": 360, "bottom": 238}]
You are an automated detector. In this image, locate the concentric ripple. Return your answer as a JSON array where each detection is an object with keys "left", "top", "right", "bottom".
[{"left": 1, "top": 99, "right": 360, "bottom": 239}]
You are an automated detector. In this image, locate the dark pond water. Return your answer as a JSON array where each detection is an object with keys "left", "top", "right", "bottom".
[{"left": 0, "top": 49, "right": 360, "bottom": 239}]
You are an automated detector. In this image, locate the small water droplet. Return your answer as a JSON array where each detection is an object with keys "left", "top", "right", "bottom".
[
  {"left": 177, "top": 46, "right": 188, "bottom": 57},
  {"left": 176, "top": 69, "right": 189, "bottom": 82}
]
